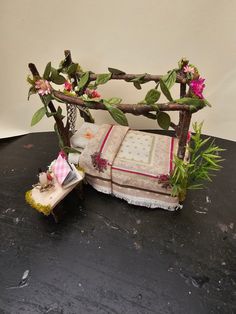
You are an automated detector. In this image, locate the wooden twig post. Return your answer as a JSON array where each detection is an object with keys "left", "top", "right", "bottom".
[
  {"left": 28, "top": 63, "right": 70, "bottom": 147},
  {"left": 177, "top": 82, "right": 191, "bottom": 159},
  {"left": 177, "top": 111, "right": 192, "bottom": 159}
]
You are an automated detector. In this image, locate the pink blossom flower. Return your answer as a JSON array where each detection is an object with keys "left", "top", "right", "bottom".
[
  {"left": 85, "top": 89, "right": 101, "bottom": 99},
  {"left": 158, "top": 174, "right": 170, "bottom": 188},
  {"left": 46, "top": 172, "right": 53, "bottom": 181},
  {"left": 59, "top": 150, "right": 67, "bottom": 160},
  {"left": 187, "top": 131, "right": 191, "bottom": 143},
  {"left": 183, "top": 65, "right": 195, "bottom": 74},
  {"left": 91, "top": 152, "right": 108, "bottom": 172},
  {"left": 158, "top": 174, "right": 169, "bottom": 182},
  {"left": 64, "top": 81, "right": 72, "bottom": 92},
  {"left": 190, "top": 77, "right": 205, "bottom": 99},
  {"left": 35, "top": 79, "right": 52, "bottom": 96}
]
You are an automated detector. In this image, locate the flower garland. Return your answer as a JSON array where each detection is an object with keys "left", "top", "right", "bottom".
[{"left": 32, "top": 58, "right": 206, "bottom": 102}]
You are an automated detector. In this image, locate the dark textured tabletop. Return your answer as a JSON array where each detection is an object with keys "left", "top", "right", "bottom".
[{"left": 0, "top": 132, "right": 235, "bottom": 314}]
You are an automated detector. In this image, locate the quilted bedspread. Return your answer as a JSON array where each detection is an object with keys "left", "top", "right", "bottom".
[{"left": 78, "top": 124, "right": 181, "bottom": 210}]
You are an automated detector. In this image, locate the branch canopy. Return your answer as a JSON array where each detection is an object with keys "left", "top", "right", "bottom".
[{"left": 27, "top": 51, "right": 208, "bottom": 150}]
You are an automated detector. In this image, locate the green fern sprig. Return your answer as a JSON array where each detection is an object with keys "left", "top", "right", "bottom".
[{"left": 170, "top": 122, "right": 224, "bottom": 201}]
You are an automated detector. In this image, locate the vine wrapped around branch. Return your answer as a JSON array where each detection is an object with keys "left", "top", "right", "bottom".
[
  {"left": 27, "top": 51, "right": 209, "bottom": 153},
  {"left": 52, "top": 90, "right": 194, "bottom": 114}
]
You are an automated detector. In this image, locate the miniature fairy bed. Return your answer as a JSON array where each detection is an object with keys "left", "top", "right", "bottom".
[{"left": 26, "top": 50, "right": 223, "bottom": 216}]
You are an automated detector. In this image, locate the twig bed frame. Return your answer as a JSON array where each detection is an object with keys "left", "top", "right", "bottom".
[
  {"left": 27, "top": 49, "right": 221, "bottom": 215},
  {"left": 28, "top": 50, "right": 201, "bottom": 163}
]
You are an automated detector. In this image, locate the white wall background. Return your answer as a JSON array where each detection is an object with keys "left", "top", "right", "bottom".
[{"left": 0, "top": 0, "right": 235, "bottom": 140}]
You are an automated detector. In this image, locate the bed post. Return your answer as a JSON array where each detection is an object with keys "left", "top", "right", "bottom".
[
  {"left": 178, "top": 83, "right": 186, "bottom": 136},
  {"left": 177, "top": 83, "right": 191, "bottom": 159},
  {"left": 28, "top": 63, "right": 71, "bottom": 148},
  {"left": 177, "top": 111, "right": 192, "bottom": 159}
]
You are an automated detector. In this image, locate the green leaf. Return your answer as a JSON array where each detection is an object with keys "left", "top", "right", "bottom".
[
  {"left": 77, "top": 71, "right": 90, "bottom": 90},
  {"left": 162, "top": 70, "right": 177, "bottom": 89},
  {"left": 43, "top": 62, "right": 51, "bottom": 80},
  {"left": 106, "top": 97, "right": 122, "bottom": 105},
  {"left": 83, "top": 108, "right": 95, "bottom": 123},
  {"left": 131, "top": 74, "right": 146, "bottom": 83},
  {"left": 202, "top": 155, "right": 219, "bottom": 167},
  {"left": 31, "top": 107, "right": 46, "bottom": 126},
  {"left": 42, "top": 94, "right": 52, "bottom": 106},
  {"left": 157, "top": 112, "right": 171, "bottom": 130},
  {"left": 189, "top": 105, "right": 198, "bottom": 113},
  {"left": 50, "top": 67, "right": 57, "bottom": 80},
  {"left": 145, "top": 89, "right": 161, "bottom": 105},
  {"left": 67, "top": 63, "right": 78, "bottom": 75},
  {"left": 160, "top": 79, "right": 173, "bottom": 101},
  {"left": 62, "top": 146, "right": 81, "bottom": 154},
  {"left": 108, "top": 67, "right": 126, "bottom": 75},
  {"left": 95, "top": 73, "right": 112, "bottom": 85},
  {"left": 203, "top": 99, "right": 212, "bottom": 107},
  {"left": 26, "top": 75, "right": 35, "bottom": 85},
  {"left": 54, "top": 123, "right": 64, "bottom": 149},
  {"left": 59, "top": 66, "right": 69, "bottom": 74},
  {"left": 81, "top": 94, "right": 101, "bottom": 103},
  {"left": 27, "top": 86, "right": 36, "bottom": 100},
  {"left": 133, "top": 82, "right": 142, "bottom": 90},
  {"left": 175, "top": 97, "right": 206, "bottom": 109},
  {"left": 54, "top": 75, "right": 66, "bottom": 85},
  {"left": 104, "top": 102, "right": 128, "bottom": 126},
  {"left": 52, "top": 94, "right": 65, "bottom": 103},
  {"left": 87, "top": 83, "right": 97, "bottom": 90},
  {"left": 57, "top": 106, "right": 62, "bottom": 115},
  {"left": 56, "top": 106, "right": 65, "bottom": 119},
  {"left": 187, "top": 183, "right": 203, "bottom": 190},
  {"left": 150, "top": 104, "right": 160, "bottom": 111},
  {"left": 50, "top": 68, "right": 66, "bottom": 84},
  {"left": 83, "top": 97, "right": 101, "bottom": 103}
]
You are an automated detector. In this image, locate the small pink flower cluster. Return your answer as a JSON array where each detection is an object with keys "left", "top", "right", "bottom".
[
  {"left": 181, "top": 61, "right": 206, "bottom": 99},
  {"left": 91, "top": 152, "right": 108, "bottom": 172},
  {"left": 158, "top": 174, "right": 169, "bottom": 182},
  {"left": 85, "top": 89, "right": 101, "bottom": 99},
  {"left": 63, "top": 82, "right": 101, "bottom": 99},
  {"left": 190, "top": 78, "right": 205, "bottom": 99},
  {"left": 183, "top": 65, "right": 195, "bottom": 74},
  {"left": 64, "top": 81, "right": 73, "bottom": 92},
  {"left": 59, "top": 150, "right": 67, "bottom": 159},
  {"left": 35, "top": 79, "right": 52, "bottom": 96},
  {"left": 187, "top": 131, "right": 191, "bottom": 143},
  {"left": 158, "top": 174, "right": 170, "bottom": 188}
]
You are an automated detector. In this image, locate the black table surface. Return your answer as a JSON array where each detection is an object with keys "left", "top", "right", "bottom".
[{"left": 0, "top": 132, "right": 235, "bottom": 314}]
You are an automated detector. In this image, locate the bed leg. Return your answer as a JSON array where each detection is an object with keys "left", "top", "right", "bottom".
[
  {"left": 177, "top": 111, "right": 192, "bottom": 160},
  {"left": 176, "top": 83, "right": 187, "bottom": 138}
]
